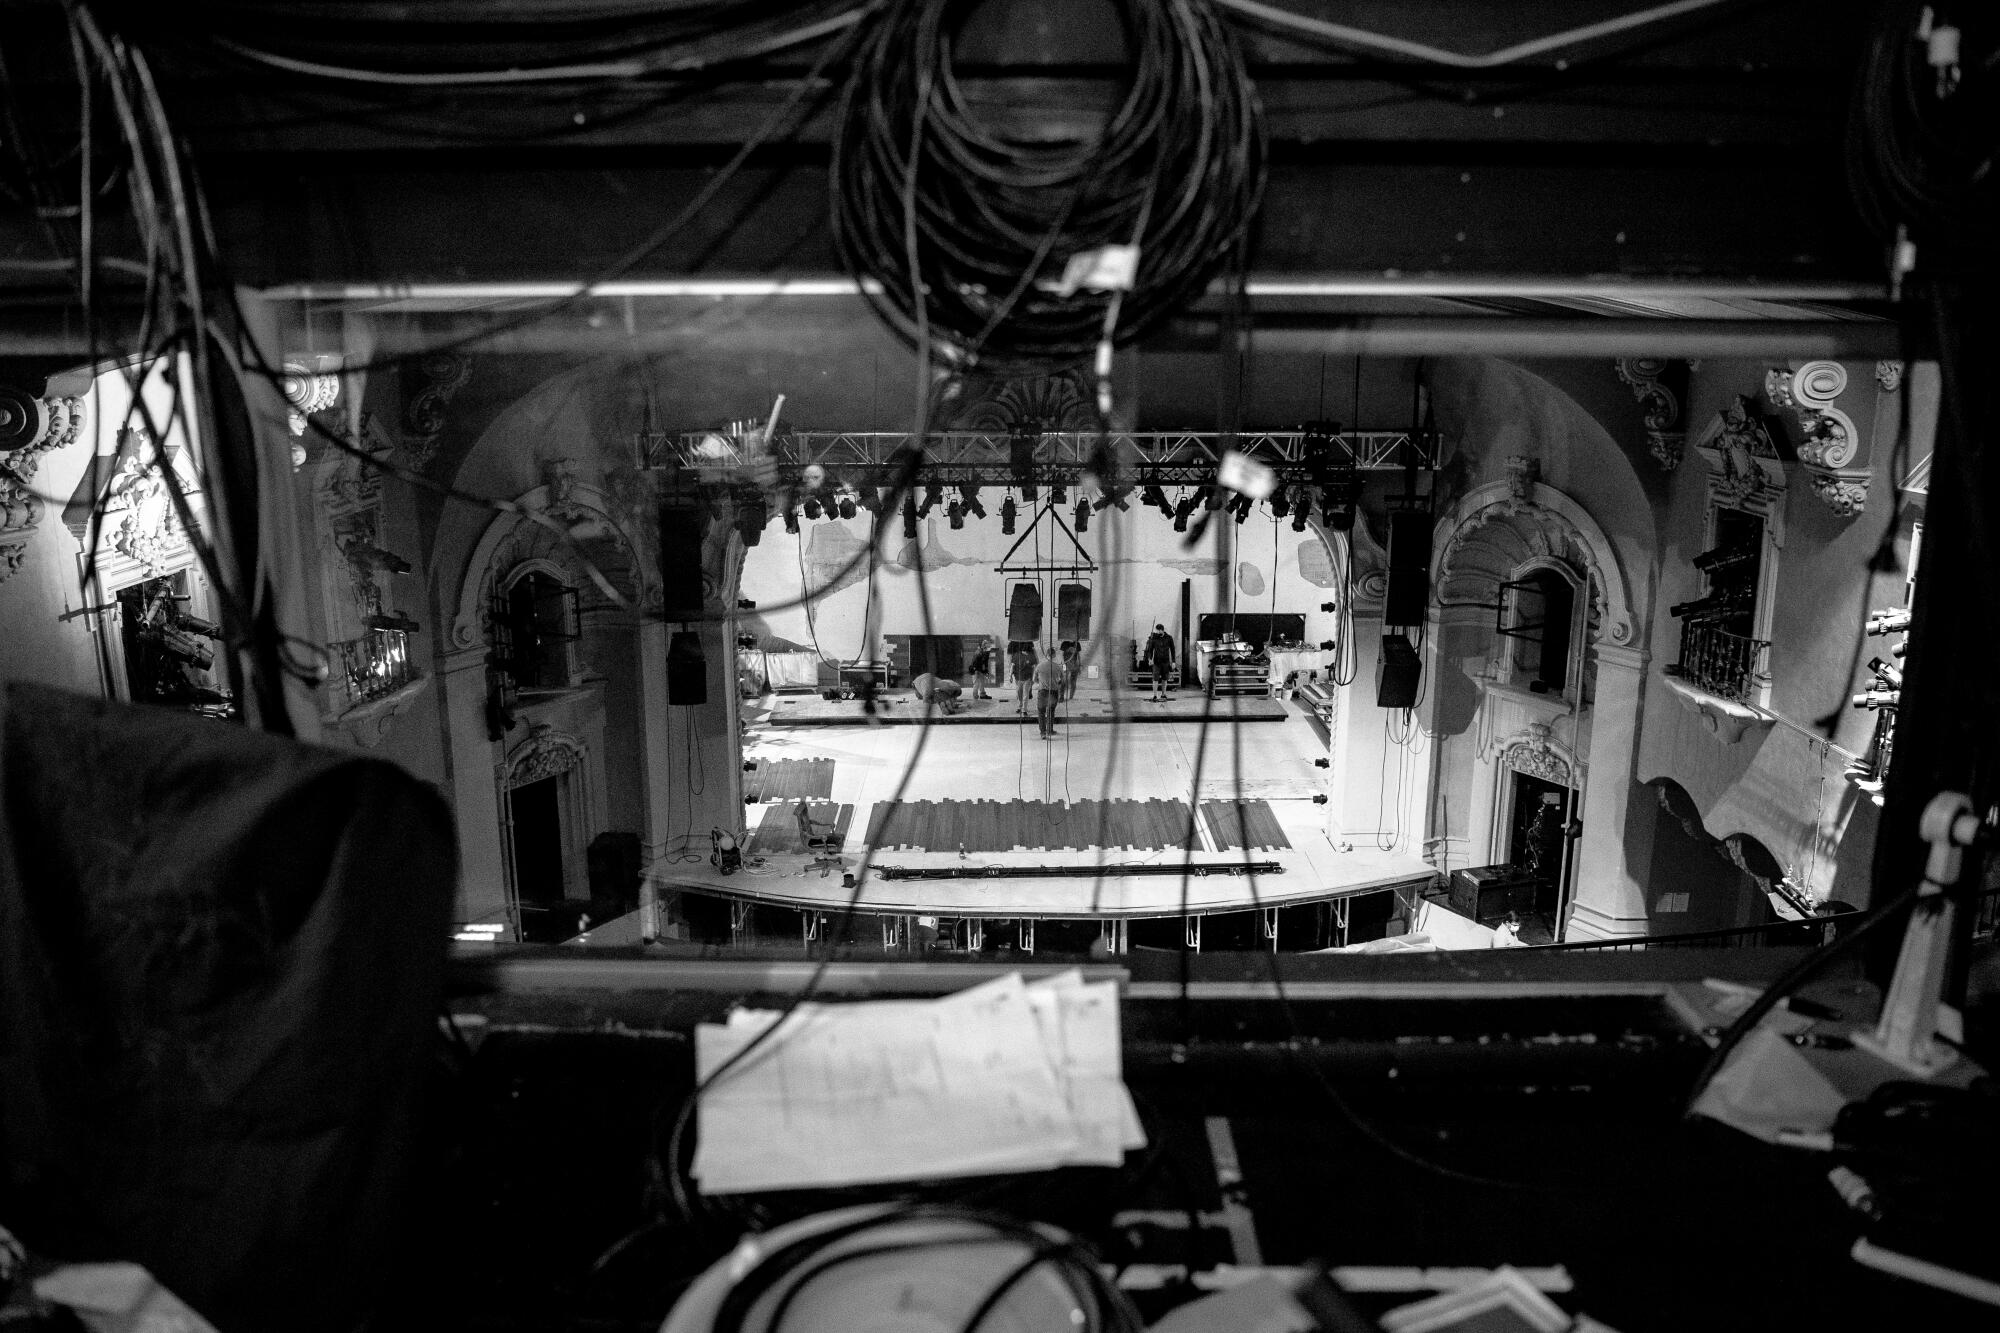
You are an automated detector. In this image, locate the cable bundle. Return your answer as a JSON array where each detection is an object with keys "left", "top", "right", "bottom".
[
  {"left": 830, "top": 0, "right": 1265, "bottom": 367},
  {"left": 1845, "top": 1, "right": 1997, "bottom": 264}
]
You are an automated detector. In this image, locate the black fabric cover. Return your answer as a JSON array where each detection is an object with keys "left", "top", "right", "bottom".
[{"left": 0, "top": 683, "right": 456, "bottom": 1331}]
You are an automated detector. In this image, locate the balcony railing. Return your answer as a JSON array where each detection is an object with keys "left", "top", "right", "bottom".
[
  {"left": 329, "top": 626, "right": 415, "bottom": 713},
  {"left": 1669, "top": 621, "right": 1768, "bottom": 703}
]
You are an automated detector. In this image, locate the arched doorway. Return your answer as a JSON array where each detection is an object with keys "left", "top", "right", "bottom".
[
  {"left": 500, "top": 726, "right": 592, "bottom": 941},
  {"left": 1426, "top": 468, "right": 1644, "bottom": 941}
]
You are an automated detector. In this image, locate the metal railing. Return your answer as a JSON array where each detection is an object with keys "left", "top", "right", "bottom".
[
  {"left": 1670, "top": 621, "right": 1768, "bottom": 703},
  {"left": 328, "top": 626, "right": 415, "bottom": 712}
]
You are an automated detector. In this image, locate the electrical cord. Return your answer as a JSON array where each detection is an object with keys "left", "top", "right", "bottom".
[
  {"left": 1217, "top": 0, "right": 1743, "bottom": 71},
  {"left": 830, "top": 0, "right": 1264, "bottom": 367}
]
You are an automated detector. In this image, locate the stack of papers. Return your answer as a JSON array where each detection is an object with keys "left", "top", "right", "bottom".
[{"left": 691, "top": 971, "right": 1145, "bottom": 1195}]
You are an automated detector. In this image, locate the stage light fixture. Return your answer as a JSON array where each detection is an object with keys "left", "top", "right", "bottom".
[
  {"left": 959, "top": 484, "right": 985, "bottom": 519},
  {"left": 1000, "top": 494, "right": 1017, "bottom": 534},
  {"left": 948, "top": 500, "right": 964, "bottom": 530},
  {"left": 783, "top": 508, "right": 799, "bottom": 534},
  {"left": 917, "top": 483, "right": 944, "bottom": 518},
  {"left": 838, "top": 494, "right": 858, "bottom": 519},
  {"left": 1229, "top": 493, "right": 1253, "bottom": 524},
  {"left": 1197, "top": 484, "right": 1221, "bottom": 512},
  {"left": 1270, "top": 486, "right": 1291, "bottom": 518},
  {"left": 1074, "top": 500, "right": 1090, "bottom": 533},
  {"left": 1172, "top": 493, "right": 1194, "bottom": 533},
  {"left": 902, "top": 494, "right": 918, "bottom": 538},
  {"left": 1141, "top": 480, "right": 1171, "bottom": 515},
  {"left": 1050, "top": 481, "right": 1067, "bottom": 504},
  {"left": 802, "top": 496, "right": 822, "bottom": 520},
  {"left": 1291, "top": 486, "right": 1314, "bottom": 532}
]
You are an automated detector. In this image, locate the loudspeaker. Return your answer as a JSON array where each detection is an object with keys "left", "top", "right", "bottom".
[
  {"left": 659, "top": 503, "right": 707, "bottom": 620},
  {"left": 1376, "top": 632, "right": 1420, "bottom": 709},
  {"left": 668, "top": 630, "right": 707, "bottom": 705},
  {"left": 1383, "top": 507, "right": 1433, "bottom": 626}
]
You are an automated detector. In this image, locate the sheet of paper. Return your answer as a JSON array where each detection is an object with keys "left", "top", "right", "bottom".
[{"left": 690, "top": 971, "right": 1145, "bottom": 1194}]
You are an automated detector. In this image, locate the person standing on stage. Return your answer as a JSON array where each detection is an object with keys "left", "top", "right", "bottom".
[
  {"left": 1060, "top": 639, "right": 1081, "bottom": 701},
  {"left": 1143, "top": 623, "right": 1176, "bottom": 701},
  {"left": 966, "top": 638, "right": 995, "bottom": 700},
  {"left": 1033, "top": 644, "right": 1065, "bottom": 738},
  {"left": 1010, "top": 642, "right": 1036, "bottom": 714}
]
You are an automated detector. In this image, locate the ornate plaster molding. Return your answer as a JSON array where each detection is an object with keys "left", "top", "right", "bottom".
[
  {"left": 1767, "top": 361, "right": 1867, "bottom": 518},
  {"left": 1693, "top": 395, "right": 1785, "bottom": 510},
  {"left": 505, "top": 723, "right": 586, "bottom": 788},
  {"left": 1431, "top": 478, "right": 1637, "bottom": 649},
  {"left": 281, "top": 360, "right": 340, "bottom": 437},
  {"left": 1875, "top": 360, "right": 1903, "bottom": 393},
  {"left": 401, "top": 353, "right": 472, "bottom": 469},
  {"left": 1614, "top": 357, "right": 1688, "bottom": 470},
  {"left": 1, "top": 394, "right": 85, "bottom": 582},
  {"left": 450, "top": 480, "right": 636, "bottom": 651}
]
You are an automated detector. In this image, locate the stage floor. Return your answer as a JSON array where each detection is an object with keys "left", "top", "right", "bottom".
[
  {"left": 760, "top": 679, "right": 1288, "bottom": 726},
  {"left": 628, "top": 701, "right": 1436, "bottom": 922}
]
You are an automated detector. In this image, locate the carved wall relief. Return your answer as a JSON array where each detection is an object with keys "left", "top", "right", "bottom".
[
  {"left": 1, "top": 394, "right": 85, "bottom": 582},
  {"left": 1614, "top": 358, "right": 1689, "bottom": 470},
  {"left": 1766, "top": 361, "right": 1869, "bottom": 518}
]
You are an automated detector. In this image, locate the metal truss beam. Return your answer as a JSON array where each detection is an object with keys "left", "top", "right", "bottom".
[{"left": 641, "top": 429, "right": 1432, "bottom": 480}]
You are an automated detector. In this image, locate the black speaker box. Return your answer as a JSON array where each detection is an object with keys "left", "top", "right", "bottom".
[
  {"left": 1376, "top": 632, "right": 1420, "bottom": 709},
  {"left": 1383, "top": 507, "right": 1433, "bottom": 625},
  {"left": 659, "top": 503, "right": 708, "bottom": 620},
  {"left": 668, "top": 630, "right": 707, "bottom": 706}
]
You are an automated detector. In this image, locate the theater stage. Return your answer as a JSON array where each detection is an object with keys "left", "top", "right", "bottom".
[{"left": 626, "top": 694, "right": 1435, "bottom": 924}]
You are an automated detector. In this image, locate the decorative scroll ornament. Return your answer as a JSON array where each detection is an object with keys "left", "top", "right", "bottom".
[
  {"left": 1876, "top": 360, "right": 1904, "bottom": 393},
  {"left": 506, "top": 724, "right": 584, "bottom": 787},
  {"left": 1, "top": 394, "right": 85, "bottom": 582},
  {"left": 402, "top": 354, "right": 472, "bottom": 469},
  {"left": 1614, "top": 357, "right": 1687, "bottom": 470},
  {"left": 940, "top": 366, "right": 1097, "bottom": 432},
  {"left": 1767, "top": 361, "right": 1867, "bottom": 518},
  {"left": 281, "top": 360, "right": 340, "bottom": 437}
]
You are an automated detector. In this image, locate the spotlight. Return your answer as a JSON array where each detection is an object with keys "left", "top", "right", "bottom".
[
  {"left": 1229, "top": 493, "right": 1253, "bottom": 524},
  {"left": 1197, "top": 484, "right": 1220, "bottom": 512},
  {"left": 902, "top": 494, "right": 918, "bottom": 539},
  {"left": 1271, "top": 486, "right": 1291, "bottom": 518},
  {"left": 1172, "top": 492, "right": 1194, "bottom": 533},
  {"left": 783, "top": 508, "right": 799, "bottom": 535},
  {"left": 1074, "top": 500, "right": 1089, "bottom": 533},
  {"left": 802, "top": 496, "right": 822, "bottom": 520},
  {"left": 838, "top": 494, "right": 857, "bottom": 520},
  {"left": 959, "top": 484, "right": 985, "bottom": 519},
  {"left": 948, "top": 499, "right": 964, "bottom": 530},
  {"left": 917, "top": 483, "right": 944, "bottom": 518},
  {"left": 1141, "top": 479, "right": 1171, "bottom": 515},
  {"left": 1050, "top": 481, "right": 1067, "bottom": 504},
  {"left": 1001, "top": 495, "right": 1018, "bottom": 534},
  {"left": 1094, "top": 489, "right": 1131, "bottom": 513}
]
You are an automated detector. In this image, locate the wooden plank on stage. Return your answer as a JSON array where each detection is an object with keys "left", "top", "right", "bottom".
[{"left": 743, "top": 757, "right": 835, "bottom": 803}]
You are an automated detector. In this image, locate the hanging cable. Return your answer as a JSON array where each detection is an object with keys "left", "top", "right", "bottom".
[{"left": 830, "top": 0, "right": 1264, "bottom": 367}]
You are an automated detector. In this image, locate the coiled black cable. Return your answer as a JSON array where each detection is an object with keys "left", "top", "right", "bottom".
[{"left": 831, "top": 0, "right": 1265, "bottom": 367}]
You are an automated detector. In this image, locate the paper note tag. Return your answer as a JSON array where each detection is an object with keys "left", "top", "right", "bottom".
[
  {"left": 1047, "top": 245, "right": 1140, "bottom": 296},
  {"left": 1218, "top": 449, "right": 1277, "bottom": 500}
]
